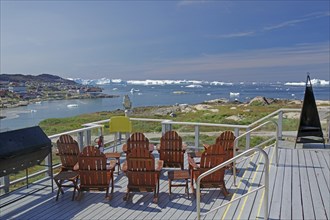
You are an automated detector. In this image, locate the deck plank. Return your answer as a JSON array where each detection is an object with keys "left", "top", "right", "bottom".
[
  {"left": 206, "top": 152, "right": 253, "bottom": 219},
  {"left": 233, "top": 149, "right": 269, "bottom": 219},
  {"left": 318, "top": 150, "right": 330, "bottom": 190},
  {"left": 249, "top": 146, "right": 277, "bottom": 219},
  {"left": 233, "top": 147, "right": 271, "bottom": 220},
  {"left": 269, "top": 148, "right": 286, "bottom": 219},
  {"left": 1, "top": 146, "right": 329, "bottom": 220},
  {"left": 311, "top": 151, "right": 330, "bottom": 219},
  {"left": 280, "top": 148, "right": 292, "bottom": 219},
  {"left": 218, "top": 150, "right": 261, "bottom": 219},
  {"left": 290, "top": 148, "right": 304, "bottom": 219},
  {"left": 305, "top": 150, "right": 328, "bottom": 220},
  {"left": 298, "top": 150, "right": 315, "bottom": 220}
]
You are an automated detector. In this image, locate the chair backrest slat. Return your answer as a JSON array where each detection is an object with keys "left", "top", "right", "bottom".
[
  {"left": 215, "top": 131, "right": 235, "bottom": 159},
  {"left": 159, "top": 131, "right": 184, "bottom": 168},
  {"left": 57, "top": 134, "right": 80, "bottom": 171}
]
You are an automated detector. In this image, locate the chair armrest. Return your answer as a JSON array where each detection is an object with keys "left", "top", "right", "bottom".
[
  {"left": 203, "top": 144, "right": 210, "bottom": 149},
  {"left": 106, "top": 160, "right": 116, "bottom": 171},
  {"left": 122, "top": 144, "right": 127, "bottom": 153},
  {"left": 156, "top": 160, "right": 164, "bottom": 171},
  {"left": 188, "top": 157, "right": 198, "bottom": 169}
]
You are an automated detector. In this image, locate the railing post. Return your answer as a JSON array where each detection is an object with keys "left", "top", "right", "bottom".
[
  {"left": 77, "top": 131, "right": 84, "bottom": 151},
  {"left": 195, "top": 125, "right": 200, "bottom": 149},
  {"left": 86, "top": 129, "right": 92, "bottom": 146},
  {"left": 246, "top": 127, "right": 250, "bottom": 150},
  {"left": 234, "top": 127, "right": 239, "bottom": 138},
  {"left": 275, "top": 121, "right": 279, "bottom": 166},
  {"left": 233, "top": 127, "right": 239, "bottom": 183},
  {"left": 278, "top": 110, "right": 283, "bottom": 140},
  {"left": 161, "top": 120, "right": 172, "bottom": 134},
  {"left": 1, "top": 176, "right": 10, "bottom": 193},
  {"left": 45, "top": 152, "right": 54, "bottom": 192},
  {"left": 197, "top": 176, "right": 201, "bottom": 220},
  {"left": 264, "top": 149, "right": 269, "bottom": 220}
]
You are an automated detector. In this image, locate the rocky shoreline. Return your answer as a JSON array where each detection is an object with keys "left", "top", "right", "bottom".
[{"left": 138, "top": 96, "right": 329, "bottom": 119}]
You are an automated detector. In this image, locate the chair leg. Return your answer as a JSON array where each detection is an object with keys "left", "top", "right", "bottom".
[
  {"left": 111, "top": 173, "right": 114, "bottom": 194},
  {"left": 123, "top": 189, "right": 130, "bottom": 201},
  {"left": 220, "top": 181, "right": 229, "bottom": 197},
  {"left": 153, "top": 186, "right": 158, "bottom": 203},
  {"left": 105, "top": 187, "right": 109, "bottom": 198},
  {"left": 190, "top": 174, "right": 195, "bottom": 194}
]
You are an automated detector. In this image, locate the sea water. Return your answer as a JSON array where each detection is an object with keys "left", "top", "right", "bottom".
[{"left": 0, "top": 80, "right": 329, "bottom": 131}]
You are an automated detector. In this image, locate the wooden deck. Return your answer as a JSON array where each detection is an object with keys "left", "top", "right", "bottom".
[{"left": 1, "top": 143, "right": 329, "bottom": 220}]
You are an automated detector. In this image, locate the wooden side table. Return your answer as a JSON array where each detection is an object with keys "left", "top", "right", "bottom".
[
  {"left": 105, "top": 152, "right": 121, "bottom": 174},
  {"left": 54, "top": 171, "right": 79, "bottom": 201},
  {"left": 168, "top": 170, "right": 190, "bottom": 198}
]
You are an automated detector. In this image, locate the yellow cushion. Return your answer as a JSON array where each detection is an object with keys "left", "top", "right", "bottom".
[{"left": 109, "top": 116, "right": 132, "bottom": 133}]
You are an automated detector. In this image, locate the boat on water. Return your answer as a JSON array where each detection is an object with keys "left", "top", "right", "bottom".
[{"left": 67, "top": 104, "right": 78, "bottom": 108}]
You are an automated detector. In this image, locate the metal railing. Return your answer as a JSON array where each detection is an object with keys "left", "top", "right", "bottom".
[
  {"left": 195, "top": 119, "right": 278, "bottom": 220},
  {"left": 232, "top": 120, "right": 278, "bottom": 185},
  {"left": 196, "top": 147, "right": 269, "bottom": 220},
  {"left": 3, "top": 107, "right": 320, "bottom": 195}
]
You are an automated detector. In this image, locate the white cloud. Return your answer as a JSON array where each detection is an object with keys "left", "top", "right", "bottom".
[
  {"left": 264, "top": 11, "right": 330, "bottom": 31},
  {"left": 140, "top": 42, "right": 329, "bottom": 77},
  {"left": 210, "top": 11, "right": 330, "bottom": 39},
  {"left": 207, "top": 31, "right": 255, "bottom": 39}
]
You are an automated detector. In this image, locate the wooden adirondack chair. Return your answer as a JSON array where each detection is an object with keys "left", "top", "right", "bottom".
[
  {"left": 125, "top": 132, "right": 150, "bottom": 153},
  {"left": 215, "top": 131, "right": 236, "bottom": 161},
  {"left": 78, "top": 146, "right": 116, "bottom": 199},
  {"left": 188, "top": 143, "right": 229, "bottom": 197},
  {"left": 56, "top": 134, "right": 80, "bottom": 171},
  {"left": 123, "top": 137, "right": 163, "bottom": 203},
  {"left": 158, "top": 131, "right": 185, "bottom": 169}
]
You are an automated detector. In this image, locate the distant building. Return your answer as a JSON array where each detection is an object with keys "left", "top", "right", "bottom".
[
  {"left": 86, "top": 87, "right": 103, "bottom": 97},
  {"left": 8, "top": 86, "right": 27, "bottom": 94}
]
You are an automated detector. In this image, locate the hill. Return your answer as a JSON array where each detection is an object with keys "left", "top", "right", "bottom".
[{"left": 0, "top": 73, "right": 77, "bottom": 85}]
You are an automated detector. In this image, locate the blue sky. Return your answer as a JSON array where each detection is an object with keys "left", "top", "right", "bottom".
[{"left": 1, "top": 1, "right": 329, "bottom": 82}]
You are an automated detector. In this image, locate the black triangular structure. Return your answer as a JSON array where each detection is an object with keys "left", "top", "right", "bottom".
[{"left": 295, "top": 75, "right": 325, "bottom": 148}]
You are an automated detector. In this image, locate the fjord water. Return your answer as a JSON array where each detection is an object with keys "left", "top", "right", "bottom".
[{"left": 0, "top": 82, "right": 329, "bottom": 131}]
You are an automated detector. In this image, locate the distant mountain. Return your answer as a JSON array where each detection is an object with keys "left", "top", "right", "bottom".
[{"left": 0, "top": 73, "right": 78, "bottom": 85}]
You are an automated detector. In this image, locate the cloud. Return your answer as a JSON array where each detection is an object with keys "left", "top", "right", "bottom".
[
  {"left": 138, "top": 42, "right": 329, "bottom": 79},
  {"left": 264, "top": 11, "right": 330, "bottom": 31},
  {"left": 207, "top": 31, "right": 255, "bottom": 39},
  {"left": 209, "top": 11, "right": 330, "bottom": 39}
]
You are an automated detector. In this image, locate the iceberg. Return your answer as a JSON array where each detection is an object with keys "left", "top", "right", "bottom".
[
  {"left": 284, "top": 78, "right": 329, "bottom": 86},
  {"left": 230, "top": 92, "right": 240, "bottom": 97},
  {"left": 186, "top": 84, "right": 203, "bottom": 88}
]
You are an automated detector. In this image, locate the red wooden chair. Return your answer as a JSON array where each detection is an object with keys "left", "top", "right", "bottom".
[
  {"left": 78, "top": 146, "right": 116, "bottom": 199},
  {"left": 123, "top": 134, "right": 163, "bottom": 203},
  {"left": 56, "top": 134, "right": 80, "bottom": 171},
  {"left": 158, "top": 131, "right": 185, "bottom": 169},
  {"left": 188, "top": 143, "right": 229, "bottom": 197},
  {"left": 125, "top": 132, "right": 150, "bottom": 153},
  {"left": 215, "top": 130, "right": 236, "bottom": 161}
]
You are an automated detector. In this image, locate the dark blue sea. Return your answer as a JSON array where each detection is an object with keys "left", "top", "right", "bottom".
[{"left": 1, "top": 80, "right": 329, "bottom": 131}]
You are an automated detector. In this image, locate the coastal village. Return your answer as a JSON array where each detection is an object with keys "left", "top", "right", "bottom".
[{"left": 0, "top": 74, "right": 117, "bottom": 111}]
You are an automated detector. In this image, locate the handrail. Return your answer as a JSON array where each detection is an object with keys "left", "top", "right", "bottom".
[
  {"left": 232, "top": 120, "right": 278, "bottom": 184},
  {"left": 196, "top": 147, "right": 269, "bottom": 220},
  {"left": 48, "top": 124, "right": 103, "bottom": 140},
  {"left": 249, "top": 108, "right": 300, "bottom": 128}
]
